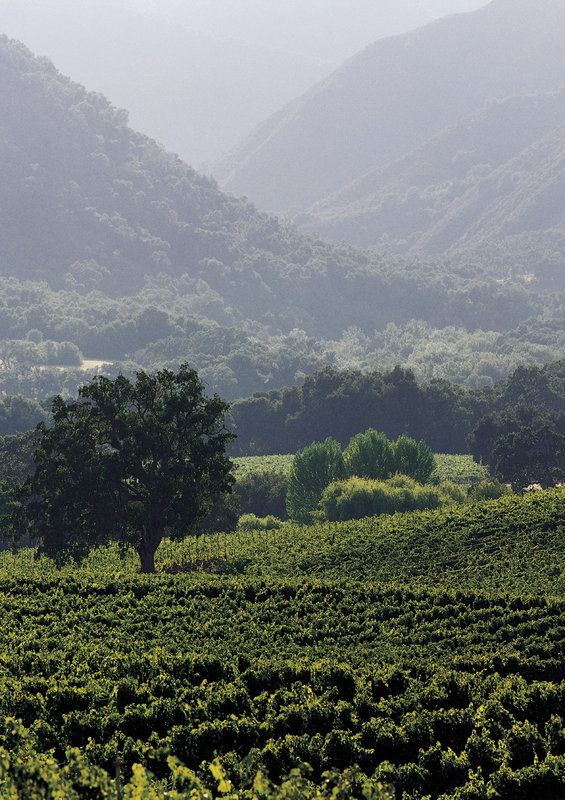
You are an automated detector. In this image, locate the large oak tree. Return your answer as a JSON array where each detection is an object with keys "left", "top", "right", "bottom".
[{"left": 16, "top": 365, "right": 234, "bottom": 572}]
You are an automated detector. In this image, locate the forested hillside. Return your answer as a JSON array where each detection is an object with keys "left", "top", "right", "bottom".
[
  {"left": 0, "top": 34, "right": 562, "bottom": 402},
  {"left": 212, "top": 0, "right": 565, "bottom": 215},
  {"left": 302, "top": 90, "right": 565, "bottom": 280},
  {"left": 0, "top": 34, "right": 501, "bottom": 330}
]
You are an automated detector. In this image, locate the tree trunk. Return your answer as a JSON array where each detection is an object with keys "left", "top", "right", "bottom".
[{"left": 136, "top": 521, "right": 163, "bottom": 573}]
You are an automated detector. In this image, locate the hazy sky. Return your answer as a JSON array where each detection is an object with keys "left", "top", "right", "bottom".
[
  {"left": 131, "top": 0, "right": 491, "bottom": 62},
  {"left": 0, "top": 0, "right": 492, "bottom": 164}
]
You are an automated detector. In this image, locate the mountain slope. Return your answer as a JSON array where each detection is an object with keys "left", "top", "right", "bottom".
[
  {"left": 299, "top": 90, "right": 565, "bottom": 264},
  {"left": 418, "top": 123, "right": 565, "bottom": 255},
  {"left": 211, "top": 0, "right": 565, "bottom": 213},
  {"left": 0, "top": 32, "right": 558, "bottom": 361},
  {"left": 0, "top": 0, "right": 331, "bottom": 165}
]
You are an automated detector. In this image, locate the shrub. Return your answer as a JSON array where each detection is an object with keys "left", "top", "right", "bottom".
[
  {"left": 468, "top": 480, "right": 513, "bottom": 502},
  {"left": 391, "top": 434, "right": 436, "bottom": 484},
  {"left": 286, "top": 438, "right": 345, "bottom": 523},
  {"left": 344, "top": 429, "right": 393, "bottom": 480},
  {"left": 233, "top": 470, "right": 288, "bottom": 520},
  {"left": 320, "top": 475, "right": 443, "bottom": 522},
  {"left": 237, "top": 514, "right": 282, "bottom": 532},
  {"left": 439, "top": 481, "right": 467, "bottom": 505}
]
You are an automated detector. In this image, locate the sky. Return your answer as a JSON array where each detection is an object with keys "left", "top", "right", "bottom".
[{"left": 130, "top": 0, "right": 491, "bottom": 62}]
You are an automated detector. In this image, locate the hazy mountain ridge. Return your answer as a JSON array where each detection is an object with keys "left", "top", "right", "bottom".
[
  {"left": 212, "top": 0, "right": 565, "bottom": 214},
  {"left": 0, "top": 34, "right": 513, "bottom": 342},
  {"left": 132, "top": 0, "right": 488, "bottom": 64},
  {"left": 419, "top": 122, "right": 565, "bottom": 254},
  {"left": 0, "top": 0, "right": 332, "bottom": 166},
  {"left": 299, "top": 89, "right": 565, "bottom": 275},
  {"left": 0, "top": 30, "right": 561, "bottom": 410}
]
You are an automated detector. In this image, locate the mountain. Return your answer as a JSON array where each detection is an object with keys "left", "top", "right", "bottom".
[
  {"left": 298, "top": 90, "right": 565, "bottom": 266},
  {"left": 0, "top": 0, "right": 331, "bottom": 165},
  {"left": 211, "top": 0, "right": 565, "bottom": 214},
  {"left": 0, "top": 34, "right": 561, "bottom": 403},
  {"left": 0, "top": 34, "right": 495, "bottom": 341}
]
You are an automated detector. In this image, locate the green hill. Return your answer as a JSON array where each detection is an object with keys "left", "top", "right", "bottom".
[
  {"left": 0, "top": 34, "right": 389, "bottom": 336},
  {"left": 1, "top": 34, "right": 556, "bottom": 338},
  {"left": 202, "top": 490, "right": 565, "bottom": 596}
]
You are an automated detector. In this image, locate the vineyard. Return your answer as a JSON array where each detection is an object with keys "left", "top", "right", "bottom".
[
  {"left": 233, "top": 455, "right": 295, "bottom": 477},
  {"left": 233, "top": 454, "right": 489, "bottom": 485},
  {"left": 0, "top": 490, "right": 563, "bottom": 798}
]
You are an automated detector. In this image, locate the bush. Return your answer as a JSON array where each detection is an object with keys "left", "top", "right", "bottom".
[
  {"left": 233, "top": 470, "right": 288, "bottom": 520},
  {"left": 468, "top": 480, "right": 513, "bottom": 502},
  {"left": 237, "top": 514, "right": 282, "bottom": 532},
  {"left": 438, "top": 481, "right": 467, "bottom": 505},
  {"left": 320, "top": 475, "right": 444, "bottom": 522},
  {"left": 391, "top": 434, "right": 436, "bottom": 484},
  {"left": 344, "top": 429, "right": 393, "bottom": 480},
  {"left": 286, "top": 438, "right": 345, "bottom": 523}
]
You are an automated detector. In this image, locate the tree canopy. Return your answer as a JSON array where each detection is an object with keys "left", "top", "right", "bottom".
[{"left": 13, "top": 365, "right": 234, "bottom": 572}]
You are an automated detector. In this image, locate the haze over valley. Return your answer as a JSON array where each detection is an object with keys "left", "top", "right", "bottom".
[{"left": 0, "top": 0, "right": 562, "bottom": 402}]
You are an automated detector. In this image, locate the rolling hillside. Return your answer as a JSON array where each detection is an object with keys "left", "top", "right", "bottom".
[{"left": 212, "top": 0, "right": 565, "bottom": 214}]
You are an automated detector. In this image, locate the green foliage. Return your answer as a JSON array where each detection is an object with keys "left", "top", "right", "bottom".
[
  {"left": 343, "top": 429, "right": 393, "bottom": 481},
  {"left": 0, "top": 723, "right": 394, "bottom": 799},
  {"left": 232, "top": 360, "right": 565, "bottom": 458},
  {"left": 0, "top": 430, "right": 37, "bottom": 483},
  {"left": 0, "top": 491, "right": 563, "bottom": 797},
  {"left": 431, "top": 454, "right": 489, "bottom": 485},
  {"left": 233, "top": 470, "right": 288, "bottom": 520},
  {"left": 288, "top": 431, "right": 437, "bottom": 524},
  {"left": 391, "top": 435, "right": 436, "bottom": 484},
  {"left": 14, "top": 365, "right": 234, "bottom": 572},
  {"left": 468, "top": 480, "right": 513, "bottom": 502},
  {"left": 493, "top": 425, "right": 565, "bottom": 491},
  {"left": 320, "top": 475, "right": 443, "bottom": 522},
  {"left": 182, "top": 488, "right": 565, "bottom": 595},
  {"left": 0, "top": 395, "right": 48, "bottom": 436},
  {"left": 0, "top": 517, "right": 564, "bottom": 796},
  {"left": 0, "top": 338, "right": 82, "bottom": 368},
  {"left": 437, "top": 481, "right": 468, "bottom": 505},
  {"left": 237, "top": 453, "right": 488, "bottom": 486},
  {"left": 237, "top": 514, "right": 282, "bottom": 532},
  {"left": 233, "top": 456, "right": 295, "bottom": 478},
  {"left": 286, "top": 438, "right": 345, "bottom": 523}
]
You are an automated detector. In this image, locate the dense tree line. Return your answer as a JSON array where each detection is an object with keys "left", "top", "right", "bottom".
[
  {"left": 2, "top": 272, "right": 561, "bottom": 406},
  {"left": 230, "top": 360, "right": 565, "bottom": 461}
]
